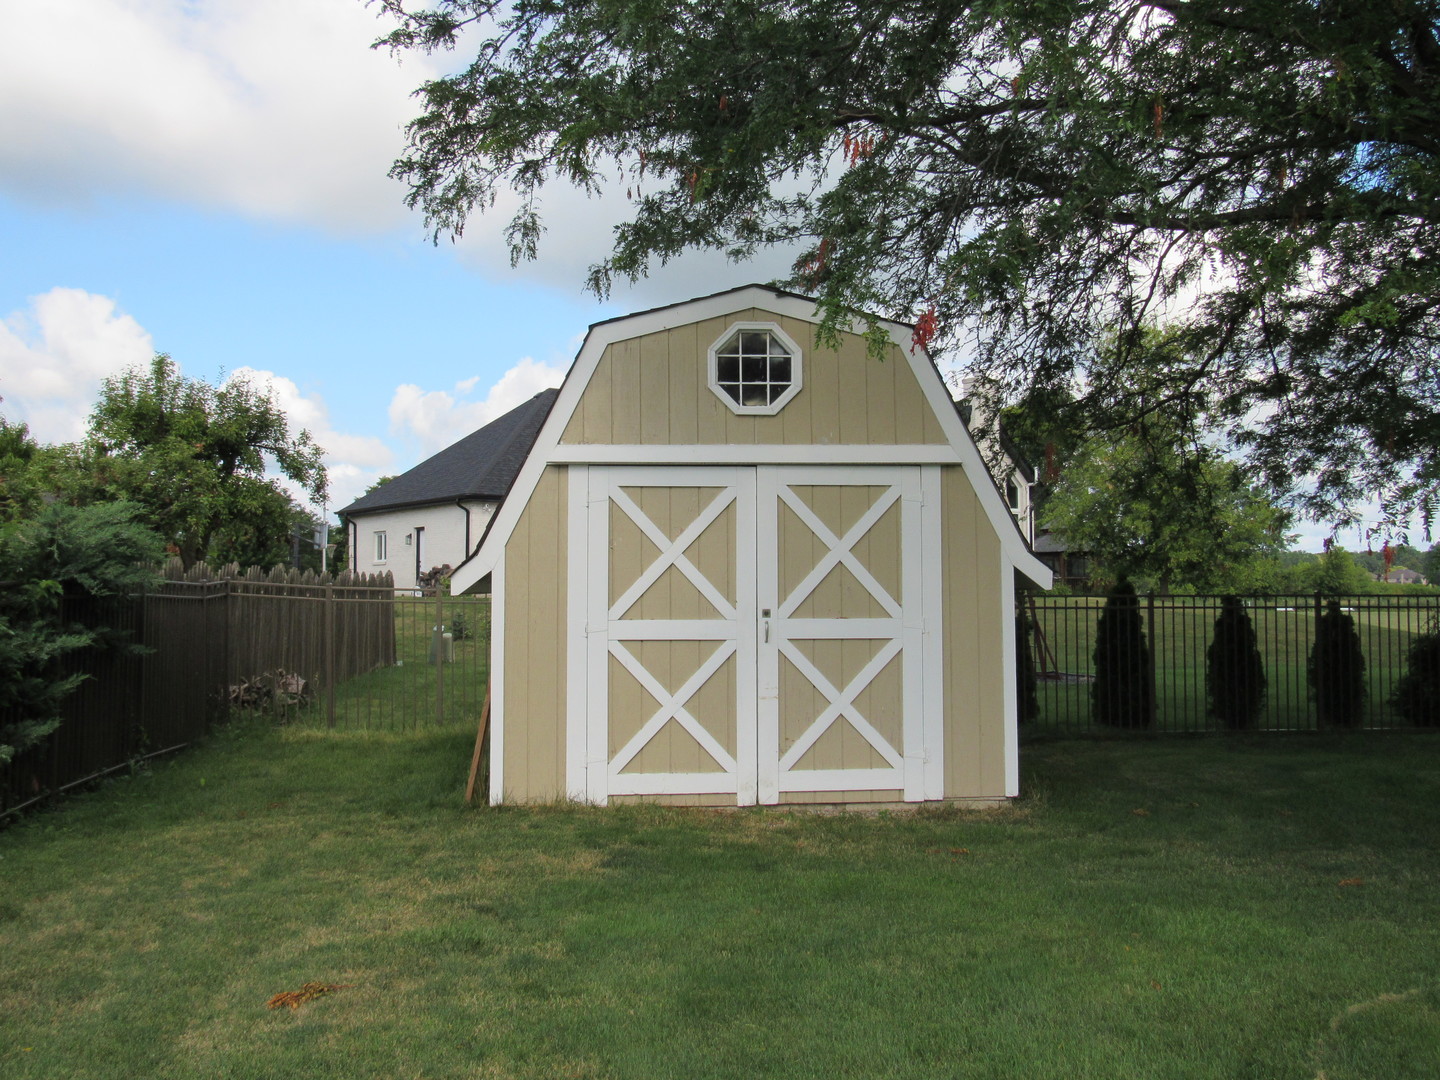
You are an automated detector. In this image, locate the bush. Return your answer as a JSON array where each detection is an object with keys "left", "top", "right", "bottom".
[
  {"left": 1391, "top": 619, "right": 1440, "bottom": 726},
  {"left": 1016, "top": 605, "right": 1039, "bottom": 724},
  {"left": 1308, "top": 599, "right": 1367, "bottom": 728},
  {"left": 1091, "top": 580, "right": 1153, "bottom": 728},
  {"left": 449, "top": 609, "right": 474, "bottom": 642},
  {"left": 1206, "top": 596, "right": 1267, "bottom": 729},
  {"left": 0, "top": 501, "right": 160, "bottom": 763}
]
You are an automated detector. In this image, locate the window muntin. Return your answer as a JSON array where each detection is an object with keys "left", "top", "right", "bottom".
[{"left": 707, "top": 323, "right": 802, "bottom": 415}]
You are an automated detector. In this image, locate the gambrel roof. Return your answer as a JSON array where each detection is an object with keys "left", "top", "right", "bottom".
[
  {"left": 338, "top": 389, "right": 558, "bottom": 517},
  {"left": 449, "top": 284, "right": 1051, "bottom": 593}
]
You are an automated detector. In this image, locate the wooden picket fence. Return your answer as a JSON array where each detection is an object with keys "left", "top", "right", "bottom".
[{"left": 3, "top": 560, "right": 494, "bottom": 822}]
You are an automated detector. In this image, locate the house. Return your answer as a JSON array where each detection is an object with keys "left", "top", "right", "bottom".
[
  {"left": 337, "top": 389, "right": 557, "bottom": 590},
  {"left": 1032, "top": 531, "right": 1092, "bottom": 591},
  {"left": 1375, "top": 566, "right": 1429, "bottom": 586},
  {"left": 954, "top": 377, "right": 1038, "bottom": 544},
  {"left": 449, "top": 285, "right": 1052, "bottom": 807}
]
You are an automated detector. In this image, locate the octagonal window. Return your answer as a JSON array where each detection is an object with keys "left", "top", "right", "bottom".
[{"left": 707, "top": 323, "right": 802, "bottom": 415}]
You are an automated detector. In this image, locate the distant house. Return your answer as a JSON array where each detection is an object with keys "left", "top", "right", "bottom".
[
  {"left": 1032, "top": 531, "right": 1091, "bottom": 590},
  {"left": 1376, "top": 566, "right": 1429, "bottom": 586},
  {"left": 954, "top": 379, "right": 1037, "bottom": 545},
  {"left": 338, "top": 389, "right": 558, "bottom": 590}
]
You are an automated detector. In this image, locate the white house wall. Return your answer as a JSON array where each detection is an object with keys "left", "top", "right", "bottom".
[{"left": 350, "top": 500, "right": 496, "bottom": 590}]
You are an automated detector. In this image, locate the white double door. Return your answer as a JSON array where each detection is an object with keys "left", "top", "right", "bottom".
[{"left": 570, "top": 464, "right": 943, "bottom": 805}]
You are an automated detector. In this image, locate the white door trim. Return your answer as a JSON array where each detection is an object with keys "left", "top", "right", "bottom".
[{"left": 571, "top": 464, "right": 942, "bottom": 805}]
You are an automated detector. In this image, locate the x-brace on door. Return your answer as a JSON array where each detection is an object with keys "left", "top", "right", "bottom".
[{"left": 574, "top": 465, "right": 942, "bottom": 804}]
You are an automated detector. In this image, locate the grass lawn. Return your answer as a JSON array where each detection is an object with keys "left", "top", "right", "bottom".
[{"left": 3, "top": 725, "right": 1440, "bottom": 1079}]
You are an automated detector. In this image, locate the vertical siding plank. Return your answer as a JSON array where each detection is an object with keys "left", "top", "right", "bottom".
[
  {"left": 505, "top": 467, "right": 568, "bottom": 800},
  {"left": 639, "top": 331, "right": 673, "bottom": 444}
]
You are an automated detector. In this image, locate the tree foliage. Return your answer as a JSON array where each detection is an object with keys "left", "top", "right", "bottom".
[
  {"left": 1308, "top": 599, "right": 1367, "bottom": 727},
  {"left": 1017, "top": 340, "right": 1293, "bottom": 592},
  {"left": 1091, "top": 580, "right": 1154, "bottom": 728},
  {"left": 1015, "top": 604, "right": 1039, "bottom": 724},
  {"left": 1206, "top": 596, "right": 1267, "bottom": 729},
  {"left": 0, "top": 499, "right": 160, "bottom": 764},
  {"left": 1041, "top": 432, "right": 1291, "bottom": 593},
  {"left": 378, "top": 0, "right": 1440, "bottom": 528},
  {"left": 86, "top": 355, "right": 327, "bottom": 568}
]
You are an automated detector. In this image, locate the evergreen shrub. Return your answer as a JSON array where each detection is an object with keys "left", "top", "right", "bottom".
[
  {"left": 1308, "top": 599, "right": 1367, "bottom": 728},
  {"left": 1091, "top": 580, "right": 1153, "bottom": 728},
  {"left": 1206, "top": 595, "right": 1267, "bottom": 729}
]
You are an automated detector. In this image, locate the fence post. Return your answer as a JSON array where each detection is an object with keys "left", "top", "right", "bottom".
[
  {"left": 326, "top": 583, "right": 336, "bottom": 730},
  {"left": 435, "top": 587, "right": 446, "bottom": 727},
  {"left": 1313, "top": 590, "right": 1324, "bottom": 726},
  {"left": 1146, "top": 591, "right": 1158, "bottom": 729}
]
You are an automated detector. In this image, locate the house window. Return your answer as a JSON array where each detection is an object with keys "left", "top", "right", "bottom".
[
  {"left": 374, "top": 531, "right": 387, "bottom": 563},
  {"left": 707, "top": 323, "right": 803, "bottom": 415}
]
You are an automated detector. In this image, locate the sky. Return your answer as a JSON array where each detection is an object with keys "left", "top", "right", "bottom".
[
  {"left": 0, "top": 0, "right": 799, "bottom": 519},
  {"left": 0, "top": 0, "right": 1363, "bottom": 550}
]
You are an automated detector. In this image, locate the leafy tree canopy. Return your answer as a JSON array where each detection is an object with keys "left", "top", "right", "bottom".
[
  {"left": 84, "top": 355, "right": 327, "bottom": 568},
  {"left": 377, "top": 0, "right": 1440, "bottom": 530},
  {"left": 1005, "top": 330, "right": 1292, "bottom": 593},
  {"left": 1040, "top": 427, "right": 1292, "bottom": 594}
]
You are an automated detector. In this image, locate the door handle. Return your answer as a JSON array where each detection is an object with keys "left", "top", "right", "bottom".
[{"left": 762, "top": 608, "right": 771, "bottom": 643}]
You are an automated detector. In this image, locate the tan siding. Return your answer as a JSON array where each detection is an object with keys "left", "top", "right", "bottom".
[
  {"left": 502, "top": 466, "right": 568, "bottom": 801},
  {"left": 561, "top": 308, "right": 949, "bottom": 446},
  {"left": 941, "top": 465, "right": 1006, "bottom": 799}
]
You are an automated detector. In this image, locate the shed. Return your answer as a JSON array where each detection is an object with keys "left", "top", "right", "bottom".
[{"left": 450, "top": 285, "right": 1051, "bottom": 806}]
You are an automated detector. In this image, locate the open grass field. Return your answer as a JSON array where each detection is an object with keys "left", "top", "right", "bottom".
[
  {"left": 3, "top": 723, "right": 1439, "bottom": 1079},
  {"left": 1030, "top": 594, "right": 1440, "bottom": 733}
]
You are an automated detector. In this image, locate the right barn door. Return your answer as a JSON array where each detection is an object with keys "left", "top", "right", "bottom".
[{"left": 756, "top": 466, "right": 942, "bottom": 803}]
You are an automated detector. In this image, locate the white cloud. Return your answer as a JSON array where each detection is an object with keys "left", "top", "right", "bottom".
[
  {"left": 388, "top": 356, "right": 568, "bottom": 456},
  {"left": 0, "top": 0, "right": 803, "bottom": 297},
  {"left": 0, "top": 287, "right": 155, "bottom": 442},
  {"left": 451, "top": 173, "right": 806, "bottom": 304},
  {"left": 228, "top": 365, "right": 394, "bottom": 512},
  {"left": 0, "top": 0, "right": 438, "bottom": 232}
]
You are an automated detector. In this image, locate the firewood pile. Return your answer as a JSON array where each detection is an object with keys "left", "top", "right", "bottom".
[{"left": 227, "top": 669, "right": 310, "bottom": 713}]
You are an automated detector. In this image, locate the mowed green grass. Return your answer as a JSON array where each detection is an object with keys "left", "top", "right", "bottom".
[
  {"left": 3, "top": 725, "right": 1440, "bottom": 1080},
  {"left": 1031, "top": 596, "right": 1440, "bottom": 732}
]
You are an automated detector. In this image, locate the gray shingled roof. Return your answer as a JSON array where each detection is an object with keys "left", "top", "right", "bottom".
[{"left": 338, "top": 389, "right": 559, "bottom": 516}]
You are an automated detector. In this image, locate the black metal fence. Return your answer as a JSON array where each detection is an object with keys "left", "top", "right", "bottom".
[
  {"left": 1024, "top": 592, "right": 1440, "bottom": 734},
  {"left": 1, "top": 565, "right": 492, "bottom": 822}
]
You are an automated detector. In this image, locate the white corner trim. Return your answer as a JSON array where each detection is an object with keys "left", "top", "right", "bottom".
[
  {"left": 919, "top": 464, "right": 946, "bottom": 800},
  {"left": 488, "top": 550, "right": 506, "bottom": 806},
  {"left": 1000, "top": 558, "right": 1020, "bottom": 798},
  {"left": 565, "top": 464, "right": 589, "bottom": 802}
]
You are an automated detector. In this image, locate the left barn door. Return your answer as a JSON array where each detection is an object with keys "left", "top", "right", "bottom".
[{"left": 579, "top": 467, "right": 758, "bottom": 803}]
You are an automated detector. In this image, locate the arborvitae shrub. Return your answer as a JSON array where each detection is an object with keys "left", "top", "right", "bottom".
[
  {"left": 1016, "top": 605, "right": 1039, "bottom": 724},
  {"left": 1091, "top": 580, "right": 1153, "bottom": 728},
  {"left": 1391, "top": 619, "right": 1440, "bottom": 726},
  {"left": 1206, "top": 595, "right": 1267, "bottom": 730},
  {"left": 1308, "top": 599, "right": 1367, "bottom": 728}
]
